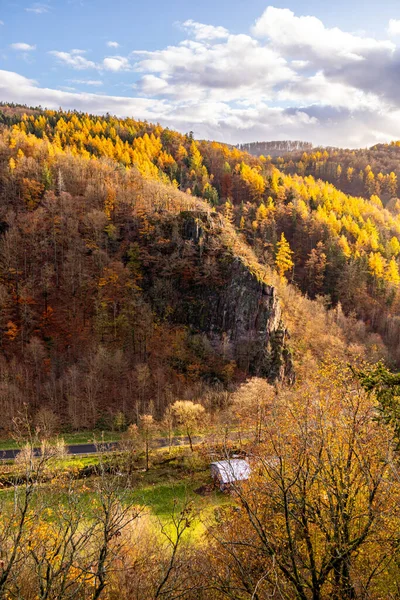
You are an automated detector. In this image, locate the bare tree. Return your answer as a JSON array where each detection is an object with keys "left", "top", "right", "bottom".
[
  {"left": 0, "top": 410, "right": 67, "bottom": 597},
  {"left": 87, "top": 455, "right": 142, "bottom": 599},
  {"left": 154, "top": 499, "right": 196, "bottom": 599}
]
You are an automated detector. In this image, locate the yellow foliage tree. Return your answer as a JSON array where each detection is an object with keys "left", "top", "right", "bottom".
[
  {"left": 275, "top": 233, "right": 294, "bottom": 280},
  {"left": 368, "top": 251, "right": 386, "bottom": 279},
  {"left": 240, "top": 162, "right": 265, "bottom": 200},
  {"left": 385, "top": 257, "right": 400, "bottom": 285}
]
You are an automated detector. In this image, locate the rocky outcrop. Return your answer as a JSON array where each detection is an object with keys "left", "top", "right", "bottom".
[{"left": 142, "top": 210, "right": 294, "bottom": 383}]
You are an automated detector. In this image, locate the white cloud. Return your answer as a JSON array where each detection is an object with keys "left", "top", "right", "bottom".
[
  {"left": 70, "top": 79, "right": 103, "bottom": 86},
  {"left": 291, "top": 60, "right": 309, "bottom": 69},
  {"left": 2, "top": 67, "right": 400, "bottom": 148},
  {"left": 25, "top": 3, "right": 50, "bottom": 14},
  {"left": 181, "top": 19, "right": 229, "bottom": 41},
  {"left": 249, "top": 8, "right": 400, "bottom": 107},
  {"left": 252, "top": 7, "right": 394, "bottom": 66},
  {"left": 0, "top": 20, "right": 4, "bottom": 25},
  {"left": 107, "top": 41, "right": 119, "bottom": 48},
  {"left": 134, "top": 34, "right": 295, "bottom": 102},
  {"left": 49, "top": 49, "right": 131, "bottom": 72},
  {"left": 5, "top": 7, "right": 400, "bottom": 149},
  {"left": 278, "top": 71, "right": 383, "bottom": 111},
  {"left": 49, "top": 51, "right": 96, "bottom": 70},
  {"left": 102, "top": 56, "right": 130, "bottom": 71},
  {"left": 0, "top": 69, "right": 167, "bottom": 120},
  {"left": 137, "top": 74, "right": 168, "bottom": 94},
  {"left": 10, "top": 43, "right": 36, "bottom": 51},
  {"left": 388, "top": 19, "right": 400, "bottom": 37}
]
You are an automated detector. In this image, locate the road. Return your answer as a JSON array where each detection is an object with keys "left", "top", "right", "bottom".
[
  {"left": 0, "top": 442, "right": 119, "bottom": 461},
  {"left": 0, "top": 436, "right": 205, "bottom": 461}
]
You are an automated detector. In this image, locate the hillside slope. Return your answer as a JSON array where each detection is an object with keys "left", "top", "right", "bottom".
[
  {"left": 0, "top": 106, "right": 390, "bottom": 430},
  {"left": 0, "top": 142, "right": 297, "bottom": 430},
  {"left": 273, "top": 143, "right": 400, "bottom": 205},
  {"left": 3, "top": 106, "right": 400, "bottom": 362}
]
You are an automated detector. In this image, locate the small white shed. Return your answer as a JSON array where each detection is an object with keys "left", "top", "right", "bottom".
[{"left": 211, "top": 459, "right": 251, "bottom": 491}]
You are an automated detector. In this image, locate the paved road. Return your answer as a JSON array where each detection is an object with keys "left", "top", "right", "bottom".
[
  {"left": 0, "top": 442, "right": 119, "bottom": 461},
  {"left": 0, "top": 436, "right": 204, "bottom": 461}
]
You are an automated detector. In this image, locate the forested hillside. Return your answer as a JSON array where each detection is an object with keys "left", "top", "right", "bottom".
[
  {"left": 273, "top": 143, "right": 400, "bottom": 205},
  {"left": 0, "top": 105, "right": 390, "bottom": 431},
  {"left": 3, "top": 105, "right": 400, "bottom": 599},
  {"left": 4, "top": 107, "right": 400, "bottom": 355},
  {"left": 5, "top": 0, "right": 400, "bottom": 592}
]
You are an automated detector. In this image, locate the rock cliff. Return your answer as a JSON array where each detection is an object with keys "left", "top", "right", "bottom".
[{"left": 140, "top": 210, "right": 294, "bottom": 383}]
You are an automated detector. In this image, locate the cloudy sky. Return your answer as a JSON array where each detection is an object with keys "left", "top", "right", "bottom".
[{"left": 2, "top": 0, "right": 400, "bottom": 147}]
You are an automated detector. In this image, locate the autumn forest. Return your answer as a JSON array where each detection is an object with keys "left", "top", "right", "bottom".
[{"left": 1, "top": 102, "right": 400, "bottom": 599}]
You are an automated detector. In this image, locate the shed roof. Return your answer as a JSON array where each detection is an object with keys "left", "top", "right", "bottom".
[{"left": 211, "top": 459, "right": 251, "bottom": 484}]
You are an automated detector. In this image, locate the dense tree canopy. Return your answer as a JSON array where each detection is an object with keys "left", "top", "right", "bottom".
[
  {"left": 1, "top": 104, "right": 400, "bottom": 600},
  {"left": 0, "top": 103, "right": 396, "bottom": 434}
]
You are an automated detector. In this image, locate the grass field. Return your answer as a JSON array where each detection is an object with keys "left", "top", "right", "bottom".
[
  {"left": 131, "top": 473, "right": 230, "bottom": 516},
  {"left": 130, "top": 476, "right": 231, "bottom": 541},
  {"left": 0, "top": 445, "right": 233, "bottom": 543},
  {"left": 0, "top": 427, "right": 240, "bottom": 545}
]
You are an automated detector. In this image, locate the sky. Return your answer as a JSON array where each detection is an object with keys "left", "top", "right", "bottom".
[{"left": 2, "top": 0, "right": 400, "bottom": 147}]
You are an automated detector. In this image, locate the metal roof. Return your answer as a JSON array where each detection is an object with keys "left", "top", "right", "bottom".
[{"left": 211, "top": 459, "right": 251, "bottom": 484}]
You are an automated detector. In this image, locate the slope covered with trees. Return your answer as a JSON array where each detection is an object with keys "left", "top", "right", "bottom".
[
  {"left": 273, "top": 143, "right": 400, "bottom": 204},
  {"left": 3, "top": 106, "right": 400, "bottom": 600},
  {"left": 0, "top": 105, "right": 388, "bottom": 431},
  {"left": 4, "top": 106, "right": 400, "bottom": 349}
]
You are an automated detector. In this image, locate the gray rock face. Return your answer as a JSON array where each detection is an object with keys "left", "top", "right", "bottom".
[
  {"left": 203, "top": 257, "right": 288, "bottom": 379},
  {"left": 144, "top": 210, "right": 294, "bottom": 382}
]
